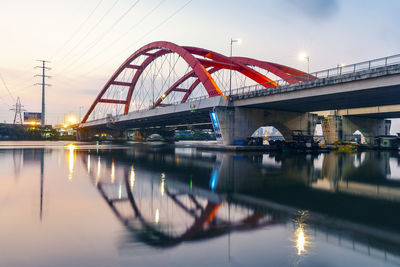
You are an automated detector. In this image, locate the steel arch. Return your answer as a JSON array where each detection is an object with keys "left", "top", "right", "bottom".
[{"left": 82, "top": 41, "right": 311, "bottom": 123}]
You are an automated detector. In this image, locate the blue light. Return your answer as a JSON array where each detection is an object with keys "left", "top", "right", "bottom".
[{"left": 209, "top": 168, "right": 219, "bottom": 190}]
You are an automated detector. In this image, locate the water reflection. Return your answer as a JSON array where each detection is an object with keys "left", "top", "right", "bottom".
[
  {"left": 40, "top": 149, "right": 44, "bottom": 221},
  {"left": 2, "top": 144, "right": 400, "bottom": 266},
  {"left": 66, "top": 144, "right": 76, "bottom": 181},
  {"left": 293, "top": 211, "right": 311, "bottom": 256},
  {"left": 81, "top": 146, "right": 400, "bottom": 266}
]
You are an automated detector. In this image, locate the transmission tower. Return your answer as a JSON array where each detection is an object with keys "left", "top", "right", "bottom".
[
  {"left": 10, "top": 97, "right": 25, "bottom": 125},
  {"left": 34, "top": 60, "right": 51, "bottom": 126}
]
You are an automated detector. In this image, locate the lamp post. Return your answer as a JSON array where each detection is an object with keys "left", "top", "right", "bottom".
[
  {"left": 152, "top": 74, "right": 156, "bottom": 108},
  {"left": 337, "top": 63, "right": 345, "bottom": 75},
  {"left": 298, "top": 52, "right": 310, "bottom": 80},
  {"left": 229, "top": 38, "right": 240, "bottom": 98}
]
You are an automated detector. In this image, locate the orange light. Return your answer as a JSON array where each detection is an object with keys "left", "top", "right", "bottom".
[{"left": 67, "top": 115, "right": 78, "bottom": 124}]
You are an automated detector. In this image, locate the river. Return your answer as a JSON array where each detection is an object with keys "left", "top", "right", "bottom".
[{"left": 0, "top": 141, "right": 399, "bottom": 267}]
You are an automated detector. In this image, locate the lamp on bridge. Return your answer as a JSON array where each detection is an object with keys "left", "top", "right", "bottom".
[
  {"left": 298, "top": 52, "right": 310, "bottom": 74},
  {"left": 230, "top": 38, "right": 242, "bottom": 98}
]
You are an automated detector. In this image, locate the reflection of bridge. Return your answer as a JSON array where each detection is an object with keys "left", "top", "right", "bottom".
[
  {"left": 82, "top": 152, "right": 278, "bottom": 248},
  {"left": 77, "top": 41, "right": 400, "bottom": 145},
  {"left": 79, "top": 147, "right": 400, "bottom": 264}
]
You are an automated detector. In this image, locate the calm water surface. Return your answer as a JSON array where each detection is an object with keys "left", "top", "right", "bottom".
[{"left": 1, "top": 141, "right": 400, "bottom": 267}]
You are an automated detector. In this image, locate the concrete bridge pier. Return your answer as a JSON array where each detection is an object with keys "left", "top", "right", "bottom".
[
  {"left": 214, "top": 107, "right": 318, "bottom": 145},
  {"left": 76, "top": 128, "right": 96, "bottom": 141},
  {"left": 76, "top": 128, "right": 127, "bottom": 141},
  {"left": 128, "top": 128, "right": 175, "bottom": 143},
  {"left": 321, "top": 115, "right": 391, "bottom": 144}
]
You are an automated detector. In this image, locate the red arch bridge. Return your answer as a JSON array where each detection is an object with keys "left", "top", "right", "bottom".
[{"left": 78, "top": 41, "right": 400, "bottom": 145}]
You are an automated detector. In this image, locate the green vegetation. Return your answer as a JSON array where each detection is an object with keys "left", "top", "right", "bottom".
[
  {"left": 0, "top": 124, "right": 59, "bottom": 140},
  {"left": 175, "top": 131, "right": 215, "bottom": 141}
]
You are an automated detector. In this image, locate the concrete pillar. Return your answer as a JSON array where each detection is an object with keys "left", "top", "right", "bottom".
[
  {"left": 342, "top": 116, "right": 390, "bottom": 144},
  {"left": 76, "top": 128, "right": 96, "bottom": 141},
  {"left": 321, "top": 115, "right": 391, "bottom": 144},
  {"left": 321, "top": 115, "right": 342, "bottom": 144},
  {"left": 214, "top": 107, "right": 318, "bottom": 145},
  {"left": 128, "top": 130, "right": 146, "bottom": 141},
  {"left": 76, "top": 128, "right": 127, "bottom": 141}
]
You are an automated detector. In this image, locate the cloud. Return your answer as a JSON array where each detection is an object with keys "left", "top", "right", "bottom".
[{"left": 285, "top": 0, "right": 339, "bottom": 19}]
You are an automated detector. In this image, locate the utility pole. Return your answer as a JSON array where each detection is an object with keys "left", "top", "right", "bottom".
[
  {"left": 10, "top": 97, "right": 25, "bottom": 125},
  {"left": 35, "top": 60, "right": 51, "bottom": 126}
]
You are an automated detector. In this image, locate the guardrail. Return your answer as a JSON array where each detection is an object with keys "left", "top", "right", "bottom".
[{"left": 230, "top": 53, "right": 400, "bottom": 97}]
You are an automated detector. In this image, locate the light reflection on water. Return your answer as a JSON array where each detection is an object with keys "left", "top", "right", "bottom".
[{"left": 0, "top": 142, "right": 400, "bottom": 266}]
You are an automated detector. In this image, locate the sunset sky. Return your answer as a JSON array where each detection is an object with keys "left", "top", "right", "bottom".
[{"left": 0, "top": 0, "right": 400, "bottom": 128}]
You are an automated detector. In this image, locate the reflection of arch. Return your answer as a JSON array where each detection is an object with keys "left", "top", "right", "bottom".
[
  {"left": 82, "top": 154, "right": 278, "bottom": 248},
  {"left": 80, "top": 150, "right": 400, "bottom": 262}
]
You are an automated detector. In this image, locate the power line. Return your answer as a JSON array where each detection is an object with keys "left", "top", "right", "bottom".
[
  {"left": 129, "top": 0, "right": 194, "bottom": 49},
  {"left": 59, "top": 0, "right": 165, "bottom": 75},
  {"left": 0, "top": 72, "right": 16, "bottom": 102},
  {"left": 76, "top": 0, "right": 194, "bottom": 78},
  {"left": 60, "top": 0, "right": 141, "bottom": 73},
  {"left": 50, "top": 0, "right": 104, "bottom": 60},
  {"left": 55, "top": 0, "right": 120, "bottom": 65}
]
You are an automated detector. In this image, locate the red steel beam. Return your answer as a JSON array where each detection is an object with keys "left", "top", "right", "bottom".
[
  {"left": 111, "top": 81, "right": 131, "bottom": 87},
  {"left": 98, "top": 99, "right": 126, "bottom": 104},
  {"left": 125, "top": 64, "right": 142, "bottom": 69},
  {"left": 173, "top": 88, "right": 189, "bottom": 92},
  {"left": 123, "top": 41, "right": 223, "bottom": 114}
]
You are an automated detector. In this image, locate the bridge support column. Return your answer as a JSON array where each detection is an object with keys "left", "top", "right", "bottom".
[
  {"left": 214, "top": 107, "right": 318, "bottom": 145},
  {"left": 76, "top": 128, "right": 127, "bottom": 141},
  {"left": 127, "top": 130, "right": 147, "bottom": 141},
  {"left": 76, "top": 128, "right": 97, "bottom": 141},
  {"left": 321, "top": 115, "right": 391, "bottom": 144}
]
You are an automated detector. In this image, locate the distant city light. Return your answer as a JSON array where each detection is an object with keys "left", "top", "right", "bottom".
[{"left": 67, "top": 115, "right": 78, "bottom": 124}]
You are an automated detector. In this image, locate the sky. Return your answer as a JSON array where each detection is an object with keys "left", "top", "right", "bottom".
[{"left": 0, "top": 0, "right": 400, "bottom": 128}]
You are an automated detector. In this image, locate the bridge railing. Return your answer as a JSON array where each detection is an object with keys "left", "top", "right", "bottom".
[{"left": 231, "top": 53, "right": 400, "bottom": 97}]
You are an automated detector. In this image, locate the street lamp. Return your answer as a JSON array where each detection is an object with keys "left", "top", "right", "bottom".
[
  {"left": 337, "top": 63, "right": 345, "bottom": 75},
  {"left": 298, "top": 52, "right": 310, "bottom": 74},
  {"left": 152, "top": 74, "right": 156, "bottom": 108},
  {"left": 229, "top": 38, "right": 241, "bottom": 98}
]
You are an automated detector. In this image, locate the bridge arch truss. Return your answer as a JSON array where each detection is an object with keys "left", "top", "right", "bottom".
[{"left": 82, "top": 41, "right": 309, "bottom": 123}]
